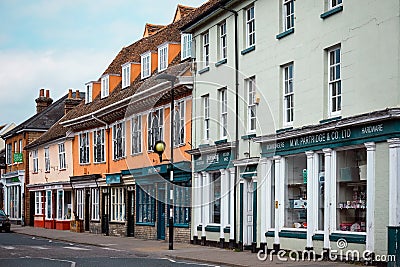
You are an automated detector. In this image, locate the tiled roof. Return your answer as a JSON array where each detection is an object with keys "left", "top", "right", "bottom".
[
  {"left": 143, "top": 23, "right": 166, "bottom": 37},
  {"left": 60, "top": 4, "right": 208, "bottom": 131}
]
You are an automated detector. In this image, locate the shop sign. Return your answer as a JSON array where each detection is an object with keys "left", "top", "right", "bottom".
[
  {"left": 11, "top": 177, "right": 20, "bottom": 183},
  {"left": 106, "top": 174, "right": 121, "bottom": 184},
  {"left": 13, "top": 153, "right": 23, "bottom": 163},
  {"left": 263, "top": 120, "right": 399, "bottom": 155},
  {"left": 194, "top": 150, "right": 232, "bottom": 172}
]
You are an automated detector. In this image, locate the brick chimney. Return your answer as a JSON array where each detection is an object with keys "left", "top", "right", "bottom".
[
  {"left": 35, "top": 89, "right": 53, "bottom": 113},
  {"left": 64, "top": 89, "right": 83, "bottom": 114}
]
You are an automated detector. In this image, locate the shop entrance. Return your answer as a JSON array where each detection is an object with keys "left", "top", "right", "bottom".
[
  {"left": 243, "top": 179, "right": 254, "bottom": 247},
  {"left": 127, "top": 190, "right": 135, "bottom": 237},
  {"left": 157, "top": 188, "right": 166, "bottom": 240}
]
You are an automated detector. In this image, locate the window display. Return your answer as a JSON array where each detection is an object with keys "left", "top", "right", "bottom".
[{"left": 336, "top": 148, "right": 367, "bottom": 232}]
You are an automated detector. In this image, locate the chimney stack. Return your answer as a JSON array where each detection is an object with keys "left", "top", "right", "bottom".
[
  {"left": 35, "top": 88, "right": 53, "bottom": 113},
  {"left": 64, "top": 89, "right": 83, "bottom": 115}
]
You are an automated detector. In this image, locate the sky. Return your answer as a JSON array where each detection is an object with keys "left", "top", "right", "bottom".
[{"left": 0, "top": 0, "right": 206, "bottom": 125}]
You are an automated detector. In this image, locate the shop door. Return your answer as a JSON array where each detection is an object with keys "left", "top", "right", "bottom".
[
  {"left": 29, "top": 191, "right": 35, "bottom": 226},
  {"left": 127, "top": 190, "right": 135, "bottom": 237},
  {"left": 101, "top": 192, "right": 109, "bottom": 235},
  {"left": 84, "top": 189, "right": 90, "bottom": 231},
  {"left": 243, "top": 180, "right": 254, "bottom": 247},
  {"left": 157, "top": 188, "right": 166, "bottom": 240}
]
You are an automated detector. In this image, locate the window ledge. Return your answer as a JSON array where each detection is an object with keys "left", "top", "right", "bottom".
[
  {"left": 241, "top": 133, "right": 256, "bottom": 140},
  {"left": 319, "top": 116, "right": 342, "bottom": 124},
  {"left": 241, "top": 45, "right": 255, "bottom": 55},
  {"left": 320, "top": 5, "right": 343, "bottom": 19},
  {"left": 198, "top": 67, "right": 210, "bottom": 75},
  {"left": 131, "top": 152, "right": 143, "bottom": 157},
  {"left": 214, "top": 139, "right": 227, "bottom": 145},
  {"left": 59, "top": 168, "right": 66, "bottom": 171},
  {"left": 136, "top": 222, "right": 155, "bottom": 226},
  {"left": 94, "top": 161, "right": 106, "bottom": 165},
  {"left": 215, "top": 58, "right": 227, "bottom": 67},
  {"left": 79, "top": 163, "right": 91, "bottom": 166},
  {"left": 276, "top": 28, "right": 294, "bottom": 40},
  {"left": 109, "top": 221, "right": 125, "bottom": 224},
  {"left": 276, "top": 127, "right": 293, "bottom": 134}
]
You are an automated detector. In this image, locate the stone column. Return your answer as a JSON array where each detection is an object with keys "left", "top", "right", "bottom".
[
  {"left": 388, "top": 138, "right": 400, "bottom": 226},
  {"left": 306, "top": 151, "right": 315, "bottom": 249},
  {"left": 259, "top": 158, "right": 268, "bottom": 250},
  {"left": 365, "top": 142, "right": 376, "bottom": 253},
  {"left": 322, "top": 148, "right": 332, "bottom": 250},
  {"left": 229, "top": 168, "right": 236, "bottom": 245},
  {"left": 192, "top": 173, "right": 199, "bottom": 241},
  {"left": 273, "top": 155, "right": 282, "bottom": 249},
  {"left": 219, "top": 169, "right": 226, "bottom": 246}
]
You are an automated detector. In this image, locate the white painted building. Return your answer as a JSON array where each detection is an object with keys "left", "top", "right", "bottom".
[{"left": 183, "top": 0, "right": 400, "bottom": 260}]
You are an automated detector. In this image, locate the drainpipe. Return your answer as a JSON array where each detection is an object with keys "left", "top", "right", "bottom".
[{"left": 219, "top": 3, "right": 239, "bottom": 249}]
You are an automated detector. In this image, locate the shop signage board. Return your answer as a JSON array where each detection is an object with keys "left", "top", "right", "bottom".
[
  {"left": 106, "top": 174, "right": 121, "bottom": 184},
  {"left": 194, "top": 150, "right": 232, "bottom": 172},
  {"left": 13, "top": 153, "right": 23, "bottom": 163}
]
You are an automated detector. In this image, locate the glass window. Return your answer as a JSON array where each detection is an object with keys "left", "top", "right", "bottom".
[
  {"left": 111, "top": 187, "right": 125, "bottom": 222},
  {"left": 210, "top": 173, "right": 221, "bottom": 224},
  {"left": 58, "top": 143, "right": 66, "bottom": 170},
  {"left": 284, "top": 154, "right": 307, "bottom": 228},
  {"left": 46, "top": 190, "right": 52, "bottom": 219},
  {"left": 141, "top": 52, "right": 151, "bottom": 79},
  {"left": 57, "top": 190, "right": 63, "bottom": 220},
  {"left": 202, "top": 32, "right": 210, "bottom": 67},
  {"left": 158, "top": 44, "right": 168, "bottom": 72},
  {"left": 101, "top": 75, "right": 109, "bottom": 98},
  {"left": 336, "top": 148, "right": 367, "bottom": 232},
  {"left": 136, "top": 185, "right": 155, "bottom": 223},
  {"left": 131, "top": 115, "right": 142, "bottom": 154},
  {"left": 219, "top": 22, "right": 227, "bottom": 60},
  {"left": 44, "top": 147, "right": 50, "bottom": 172},
  {"left": 246, "top": 6, "right": 255, "bottom": 47},
  {"left": 283, "top": 0, "right": 294, "bottom": 31},
  {"left": 122, "top": 64, "right": 131, "bottom": 88},
  {"left": 113, "top": 122, "right": 126, "bottom": 160},
  {"left": 94, "top": 129, "right": 105, "bottom": 163},
  {"left": 330, "top": 0, "right": 342, "bottom": 9},
  {"left": 220, "top": 89, "right": 227, "bottom": 139},
  {"left": 318, "top": 153, "right": 325, "bottom": 230},
  {"left": 247, "top": 77, "right": 257, "bottom": 133},
  {"left": 181, "top": 33, "right": 192, "bottom": 60},
  {"left": 8, "top": 185, "right": 20, "bottom": 219},
  {"left": 76, "top": 189, "right": 84, "bottom": 220},
  {"left": 86, "top": 83, "right": 93, "bottom": 103},
  {"left": 147, "top": 109, "right": 164, "bottom": 151},
  {"left": 172, "top": 182, "right": 191, "bottom": 226},
  {"left": 33, "top": 149, "right": 38, "bottom": 173},
  {"left": 6, "top": 143, "right": 12, "bottom": 165},
  {"left": 329, "top": 46, "right": 342, "bottom": 116},
  {"left": 35, "top": 191, "right": 43, "bottom": 215},
  {"left": 19, "top": 139, "right": 22, "bottom": 153},
  {"left": 91, "top": 188, "right": 100, "bottom": 220},
  {"left": 79, "top": 132, "right": 90, "bottom": 164},
  {"left": 203, "top": 95, "right": 210, "bottom": 140},
  {"left": 283, "top": 63, "right": 294, "bottom": 125},
  {"left": 173, "top": 101, "right": 185, "bottom": 147}
]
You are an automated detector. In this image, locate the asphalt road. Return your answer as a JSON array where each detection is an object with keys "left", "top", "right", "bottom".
[{"left": 0, "top": 232, "right": 220, "bottom": 267}]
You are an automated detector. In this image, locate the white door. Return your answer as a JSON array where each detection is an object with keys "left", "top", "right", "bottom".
[{"left": 243, "top": 180, "right": 253, "bottom": 246}]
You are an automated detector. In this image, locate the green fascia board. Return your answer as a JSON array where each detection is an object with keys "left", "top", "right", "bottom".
[
  {"left": 279, "top": 230, "right": 307, "bottom": 239},
  {"left": 329, "top": 233, "right": 366, "bottom": 244},
  {"left": 265, "top": 231, "right": 275, "bottom": 237},
  {"left": 312, "top": 234, "right": 324, "bottom": 241}
]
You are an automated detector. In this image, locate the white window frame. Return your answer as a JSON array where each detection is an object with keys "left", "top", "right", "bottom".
[
  {"left": 219, "top": 22, "right": 227, "bottom": 60},
  {"left": 141, "top": 52, "right": 151, "bottom": 79},
  {"left": 122, "top": 63, "right": 131, "bottom": 89},
  {"left": 181, "top": 33, "right": 192, "bottom": 60},
  {"left": 79, "top": 132, "right": 90, "bottom": 164},
  {"left": 101, "top": 75, "right": 109, "bottom": 98},
  {"left": 19, "top": 139, "right": 22, "bottom": 153},
  {"left": 6, "top": 143, "right": 12, "bottom": 165},
  {"left": 45, "top": 190, "right": 52, "bottom": 220},
  {"left": 131, "top": 115, "right": 142, "bottom": 155},
  {"left": 283, "top": 0, "right": 294, "bottom": 31},
  {"left": 173, "top": 100, "right": 185, "bottom": 147},
  {"left": 283, "top": 63, "right": 294, "bottom": 125},
  {"left": 202, "top": 32, "right": 210, "bottom": 67},
  {"left": 203, "top": 95, "right": 210, "bottom": 140},
  {"left": 33, "top": 149, "right": 38, "bottom": 173},
  {"left": 111, "top": 187, "right": 125, "bottom": 222},
  {"left": 158, "top": 44, "right": 168, "bottom": 72},
  {"left": 56, "top": 189, "right": 64, "bottom": 220},
  {"left": 44, "top": 147, "right": 50, "bottom": 172},
  {"left": 246, "top": 5, "right": 255, "bottom": 48},
  {"left": 147, "top": 109, "right": 164, "bottom": 151},
  {"left": 85, "top": 83, "right": 93, "bottom": 104},
  {"left": 91, "top": 188, "right": 100, "bottom": 221},
  {"left": 58, "top": 143, "right": 66, "bottom": 170},
  {"left": 330, "top": 0, "right": 343, "bottom": 9},
  {"left": 328, "top": 45, "right": 342, "bottom": 117},
  {"left": 247, "top": 77, "right": 257, "bottom": 133},
  {"left": 220, "top": 88, "right": 228, "bottom": 139},
  {"left": 113, "top": 122, "right": 126, "bottom": 160},
  {"left": 35, "top": 191, "right": 43, "bottom": 215},
  {"left": 76, "top": 189, "right": 84, "bottom": 220},
  {"left": 93, "top": 128, "right": 105, "bottom": 163}
]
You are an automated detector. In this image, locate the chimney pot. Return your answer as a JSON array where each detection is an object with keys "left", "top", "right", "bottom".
[
  {"left": 39, "top": 89, "right": 45, "bottom": 97},
  {"left": 68, "top": 89, "right": 73, "bottom": 99},
  {"left": 75, "top": 90, "right": 80, "bottom": 99},
  {"left": 45, "top": 90, "right": 50, "bottom": 98}
]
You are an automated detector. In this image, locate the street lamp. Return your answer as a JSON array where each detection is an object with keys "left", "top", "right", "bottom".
[{"left": 155, "top": 73, "right": 178, "bottom": 250}]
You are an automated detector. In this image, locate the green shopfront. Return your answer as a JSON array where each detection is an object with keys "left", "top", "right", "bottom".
[{"left": 253, "top": 109, "right": 400, "bottom": 258}]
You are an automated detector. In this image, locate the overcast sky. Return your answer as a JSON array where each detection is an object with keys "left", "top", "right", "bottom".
[{"left": 0, "top": 0, "right": 205, "bottom": 125}]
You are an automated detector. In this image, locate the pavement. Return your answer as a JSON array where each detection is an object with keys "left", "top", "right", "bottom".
[{"left": 10, "top": 225, "right": 374, "bottom": 267}]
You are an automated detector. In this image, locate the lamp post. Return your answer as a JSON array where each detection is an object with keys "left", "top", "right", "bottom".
[{"left": 154, "top": 73, "right": 178, "bottom": 250}]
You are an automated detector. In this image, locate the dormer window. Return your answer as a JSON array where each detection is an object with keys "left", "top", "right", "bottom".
[
  {"left": 85, "top": 83, "right": 93, "bottom": 104},
  {"left": 122, "top": 63, "right": 131, "bottom": 89},
  {"left": 141, "top": 52, "right": 151, "bottom": 79},
  {"left": 158, "top": 44, "right": 168, "bottom": 72},
  {"left": 101, "top": 75, "right": 109, "bottom": 98},
  {"left": 181, "top": 33, "right": 192, "bottom": 60}
]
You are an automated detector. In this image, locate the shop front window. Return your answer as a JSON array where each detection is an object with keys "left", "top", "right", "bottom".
[
  {"left": 46, "top": 190, "right": 52, "bottom": 219},
  {"left": 210, "top": 173, "right": 221, "bottom": 224},
  {"left": 8, "top": 185, "right": 21, "bottom": 219},
  {"left": 284, "top": 154, "right": 307, "bottom": 228},
  {"left": 336, "top": 148, "right": 367, "bottom": 232},
  {"left": 136, "top": 185, "right": 155, "bottom": 224},
  {"left": 317, "top": 153, "right": 325, "bottom": 230}
]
